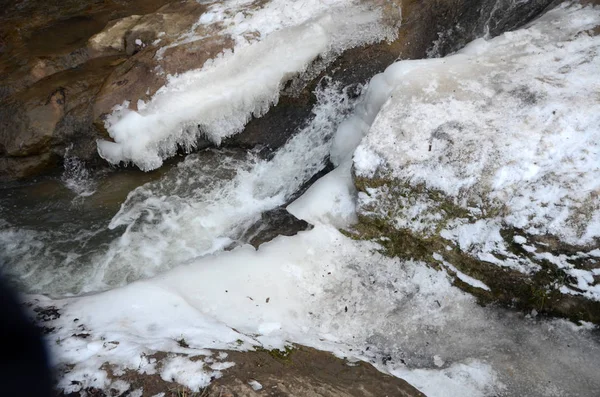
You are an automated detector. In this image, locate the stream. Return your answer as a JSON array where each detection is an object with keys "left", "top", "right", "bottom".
[
  {"left": 0, "top": 80, "right": 357, "bottom": 297},
  {"left": 1, "top": 1, "right": 600, "bottom": 397}
]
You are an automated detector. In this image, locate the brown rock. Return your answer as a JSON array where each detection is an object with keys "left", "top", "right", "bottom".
[
  {"left": 2, "top": 89, "right": 65, "bottom": 157},
  {"left": 0, "top": 152, "right": 57, "bottom": 181},
  {"left": 92, "top": 33, "right": 232, "bottom": 121},
  {"left": 90, "top": 1, "right": 229, "bottom": 121},
  {"left": 63, "top": 346, "right": 426, "bottom": 397},
  {"left": 88, "top": 15, "right": 144, "bottom": 56},
  {"left": 0, "top": 0, "right": 177, "bottom": 179}
]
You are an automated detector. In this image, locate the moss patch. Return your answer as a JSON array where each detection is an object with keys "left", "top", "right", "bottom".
[{"left": 254, "top": 345, "right": 295, "bottom": 362}]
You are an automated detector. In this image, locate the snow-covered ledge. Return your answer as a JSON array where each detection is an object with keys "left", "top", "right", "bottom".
[{"left": 347, "top": 2, "right": 600, "bottom": 321}]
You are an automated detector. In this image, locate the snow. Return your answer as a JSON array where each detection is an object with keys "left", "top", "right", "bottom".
[
  {"left": 513, "top": 235, "right": 527, "bottom": 244},
  {"left": 97, "top": 0, "right": 396, "bottom": 170},
  {"left": 441, "top": 219, "right": 540, "bottom": 274},
  {"left": 347, "top": 2, "right": 600, "bottom": 300},
  {"left": 433, "top": 253, "right": 491, "bottom": 291},
  {"left": 287, "top": 160, "right": 358, "bottom": 228},
  {"left": 392, "top": 360, "right": 504, "bottom": 397},
  {"left": 353, "top": 3, "right": 600, "bottom": 247},
  {"left": 34, "top": 223, "right": 600, "bottom": 396},
  {"left": 248, "top": 380, "right": 263, "bottom": 391},
  {"left": 129, "top": 389, "right": 143, "bottom": 397},
  {"left": 160, "top": 356, "right": 222, "bottom": 390}
]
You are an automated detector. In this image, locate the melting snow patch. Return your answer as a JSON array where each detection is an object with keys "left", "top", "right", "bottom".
[
  {"left": 434, "top": 253, "right": 491, "bottom": 291},
  {"left": 129, "top": 389, "right": 143, "bottom": 397},
  {"left": 160, "top": 356, "right": 214, "bottom": 391},
  {"left": 392, "top": 360, "right": 504, "bottom": 397}
]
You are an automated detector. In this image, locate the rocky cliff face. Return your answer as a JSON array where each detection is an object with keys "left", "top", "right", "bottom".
[{"left": 0, "top": 0, "right": 553, "bottom": 180}]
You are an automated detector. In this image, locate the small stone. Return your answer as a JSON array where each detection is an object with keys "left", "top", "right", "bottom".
[{"left": 531, "top": 309, "right": 538, "bottom": 317}]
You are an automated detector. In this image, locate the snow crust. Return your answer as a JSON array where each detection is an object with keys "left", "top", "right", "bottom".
[
  {"left": 97, "top": 0, "right": 396, "bottom": 170},
  {"left": 349, "top": 3, "right": 600, "bottom": 299},
  {"left": 354, "top": 3, "right": 600, "bottom": 246}
]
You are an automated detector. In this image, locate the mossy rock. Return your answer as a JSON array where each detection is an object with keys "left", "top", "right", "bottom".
[{"left": 350, "top": 174, "right": 600, "bottom": 324}]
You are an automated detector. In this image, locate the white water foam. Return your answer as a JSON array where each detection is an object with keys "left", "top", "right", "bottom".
[{"left": 61, "top": 146, "right": 97, "bottom": 198}]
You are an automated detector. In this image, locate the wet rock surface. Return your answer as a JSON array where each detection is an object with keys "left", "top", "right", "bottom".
[
  {"left": 0, "top": 0, "right": 211, "bottom": 180},
  {"left": 1, "top": 0, "right": 554, "bottom": 180},
  {"left": 243, "top": 207, "right": 312, "bottom": 249}
]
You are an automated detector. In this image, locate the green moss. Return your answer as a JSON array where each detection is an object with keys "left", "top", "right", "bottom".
[{"left": 255, "top": 345, "right": 295, "bottom": 362}]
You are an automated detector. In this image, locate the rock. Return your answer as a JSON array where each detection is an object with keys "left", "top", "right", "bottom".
[
  {"left": 0, "top": 55, "right": 125, "bottom": 181},
  {"left": 242, "top": 207, "right": 312, "bottom": 249},
  {"left": 0, "top": 152, "right": 57, "bottom": 180},
  {"left": 92, "top": 34, "right": 233, "bottom": 122},
  {"left": 88, "top": 15, "right": 144, "bottom": 55},
  {"left": 59, "top": 346, "right": 425, "bottom": 397},
  {"left": 206, "top": 346, "right": 425, "bottom": 397},
  {"left": 0, "top": 0, "right": 554, "bottom": 180},
  {"left": 2, "top": 88, "right": 65, "bottom": 157},
  {"left": 351, "top": 3, "right": 600, "bottom": 323},
  {"left": 0, "top": 0, "right": 177, "bottom": 179}
]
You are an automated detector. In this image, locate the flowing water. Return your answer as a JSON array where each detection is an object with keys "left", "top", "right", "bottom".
[{"left": 0, "top": 80, "right": 358, "bottom": 297}]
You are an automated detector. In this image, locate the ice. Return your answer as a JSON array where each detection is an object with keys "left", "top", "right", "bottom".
[
  {"left": 35, "top": 225, "right": 600, "bottom": 396},
  {"left": 287, "top": 160, "right": 358, "bottom": 228},
  {"left": 97, "top": 1, "right": 396, "bottom": 170}
]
